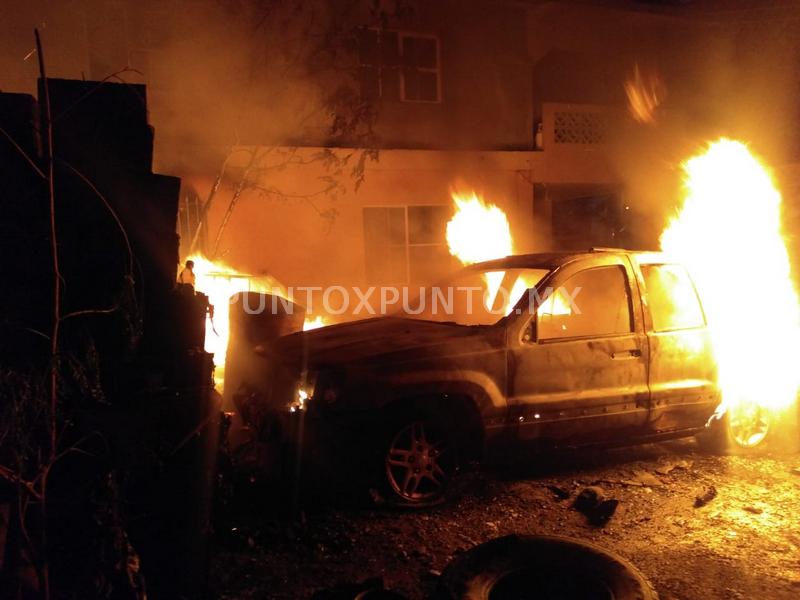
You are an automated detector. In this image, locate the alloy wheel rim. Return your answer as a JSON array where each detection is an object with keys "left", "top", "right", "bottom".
[
  {"left": 728, "top": 403, "right": 770, "bottom": 448},
  {"left": 385, "top": 421, "right": 449, "bottom": 502}
]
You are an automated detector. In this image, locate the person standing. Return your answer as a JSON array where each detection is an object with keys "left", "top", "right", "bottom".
[{"left": 178, "top": 259, "right": 196, "bottom": 288}]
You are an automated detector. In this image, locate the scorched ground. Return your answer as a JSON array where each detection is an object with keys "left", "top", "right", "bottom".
[{"left": 211, "top": 437, "right": 800, "bottom": 599}]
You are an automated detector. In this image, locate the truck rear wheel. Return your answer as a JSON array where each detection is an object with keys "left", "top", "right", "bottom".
[{"left": 698, "top": 403, "right": 771, "bottom": 454}]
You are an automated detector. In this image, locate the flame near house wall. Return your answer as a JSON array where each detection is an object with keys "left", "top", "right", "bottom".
[
  {"left": 187, "top": 254, "right": 323, "bottom": 389},
  {"left": 446, "top": 191, "right": 514, "bottom": 263},
  {"left": 660, "top": 139, "right": 800, "bottom": 416},
  {"left": 446, "top": 191, "right": 514, "bottom": 311},
  {"left": 445, "top": 191, "right": 542, "bottom": 316},
  {"left": 188, "top": 255, "right": 279, "bottom": 388}
]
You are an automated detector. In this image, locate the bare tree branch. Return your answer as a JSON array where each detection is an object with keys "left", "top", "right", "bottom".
[{"left": 0, "top": 125, "right": 46, "bottom": 179}]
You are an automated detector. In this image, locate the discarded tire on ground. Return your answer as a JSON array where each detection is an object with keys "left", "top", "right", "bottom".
[{"left": 438, "top": 534, "right": 658, "bottom": 600}]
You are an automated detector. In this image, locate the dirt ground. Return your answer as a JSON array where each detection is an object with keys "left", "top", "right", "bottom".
[{"left": 211, "top": 438, "right": 800, "bottom": 599}]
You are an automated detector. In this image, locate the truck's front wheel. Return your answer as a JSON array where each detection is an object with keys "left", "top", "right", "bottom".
[{"left": 383, "top": 418, "right": 456, "bottom": 507}]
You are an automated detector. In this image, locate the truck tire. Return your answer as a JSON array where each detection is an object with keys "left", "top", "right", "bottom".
[
  {"left": 380, "top": 413, "right": 456, "bottom": 508},
  {"left": 697, "top": 404, "right": 770, "bottom": 455}
]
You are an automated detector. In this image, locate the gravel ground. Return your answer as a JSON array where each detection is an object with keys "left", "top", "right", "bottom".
[{"left": 211, "top": 438, "right": 800, "bottom": 599}]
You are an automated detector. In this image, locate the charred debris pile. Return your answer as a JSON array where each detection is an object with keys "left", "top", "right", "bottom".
[{"left": 0, "top": 79, "right": 217, "bottom": 599}]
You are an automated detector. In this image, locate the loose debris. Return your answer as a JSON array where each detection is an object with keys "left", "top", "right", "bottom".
[
  {"left": 694, "top": 486, "right": 718, "bottom": 508},
  {"left": 623, "top": 470, "right": 663, "bottom": 487},
  {"left": 573, "top": 486, "right": 619, "bottom": 526},
  {"left": 655, "top": 460, "right": 692, "bottom": 475},
  {"left": 548, "top": 485, "right": 571, "bottom": 500}
]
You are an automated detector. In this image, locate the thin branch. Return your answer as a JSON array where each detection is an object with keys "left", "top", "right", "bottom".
[
  {"left": 36, "top": 28, "right": 58, "bottom": 460},
  {"left": 0, "top": 465, "right": 43, "bottom": 500},
  {"left": 36, "top": 28, "right": 55, "bottom": 599},
  {"left": 52, "top": 68, "right": 145, "bottom": 124},
  {"left": 61, "top": 306, "right": 119, "bottom": 321},
  {"left": 211, "top": 148, "right": 262, "bottom": 258},
  {"left": 48, "top": 433, "right": 102, "bottom": 469},
  {"left": 23, "top": 327, "right": 51, "bottom": 341},
  {"left": 250, "top": 182, "right": 338, "bottom": 203},
  {"left": 169, "top": 413, "right": 214, "bottom": 457},
  {"left": 17, "top": 486, "right": 41, "bottom": 580},
  {"left": 187, "top": 147, "right": 242, "bottom": 256},
  {"left": 0, "top": 126, "right": 46, "bottom": 179}
]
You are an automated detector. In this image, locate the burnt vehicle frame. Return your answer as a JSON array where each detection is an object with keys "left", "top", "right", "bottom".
[{"left": 230, "top": 249, "right": 724, "bottom": 506}]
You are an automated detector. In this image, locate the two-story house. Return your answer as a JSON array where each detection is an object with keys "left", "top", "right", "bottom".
[{"left": 3, "top": 0, "right": 797, "bottom": 290}]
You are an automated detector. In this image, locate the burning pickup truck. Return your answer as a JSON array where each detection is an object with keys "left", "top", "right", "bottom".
[{"left": 227, "top": 249, "right": 756, "bottom": 506}]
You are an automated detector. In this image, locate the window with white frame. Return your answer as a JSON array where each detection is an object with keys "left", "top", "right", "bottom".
[
  {"left": 363, "top": 206, "right": 453, "bottom": 283},
  {"left": 357, "top": 29, "right": 441, "bottom": 103}
]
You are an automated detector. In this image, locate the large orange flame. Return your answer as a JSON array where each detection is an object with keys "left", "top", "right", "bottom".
[
  {"left": 187, "top": 255, "right": 324, "bottom": 390},
  {"left": 446, "top": 191, "right": 513, "bottom": 264},
  {"left": 660, "top": 139, "right": 800, "bottom": 417},
  {"left": 187, "top": 255, "right": 280, "bottom": 389},
  {"left": 445, "top": 190, "right": 539, "bottom": 315}
]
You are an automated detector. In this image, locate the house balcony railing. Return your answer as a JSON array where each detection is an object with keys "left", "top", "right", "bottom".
[
  {"left": 538, "top": 102, "right": 619, "bottom": 150},
  {"left": 530, "top": 102, "right": 621, "bottom": 184}
]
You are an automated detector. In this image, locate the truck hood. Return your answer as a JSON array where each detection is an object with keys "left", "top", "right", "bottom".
[{"left": 273, "top": 316, "right": 495, "bottom": 368}]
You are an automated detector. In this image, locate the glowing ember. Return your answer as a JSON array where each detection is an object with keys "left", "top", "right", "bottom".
[
  {"left": 187, "top": 254, "right": 286, "bottom": 390},
  {"left": 303, "top": 315, "right": 327, "bottom": 331},
  {"left": 660, "top": 139, "right": 800, "bottom": 417},
  {"left": 624, "top": 63, "right": 664, "bottom": 124},
  {"left": 446, "top": 191, "right": 516, "bottom": 312}
]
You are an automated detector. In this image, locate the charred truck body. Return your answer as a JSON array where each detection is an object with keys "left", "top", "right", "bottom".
[{"left": 229, "top": 250, "right": 721, "bottom": 507}]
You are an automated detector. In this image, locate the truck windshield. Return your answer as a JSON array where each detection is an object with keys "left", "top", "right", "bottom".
[{"left": 399, "top": 267, "right": 551, "bottom": 326}]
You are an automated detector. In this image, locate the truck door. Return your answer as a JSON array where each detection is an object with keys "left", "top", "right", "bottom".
[
  {"left": 637, "top": 262, "right": 719, "bottom": 431},
  {"left": 509, "top": 255, "right": 650, "bottom": 442}
]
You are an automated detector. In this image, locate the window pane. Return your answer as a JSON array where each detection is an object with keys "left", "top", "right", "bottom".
[
  {"left": 400, "top": 35, "right": 416, "bottom": 67},
  {"left": 363, "top": 207, "right": 386, "bottom": 247},
  {"left": 402, "top": 67, "right": 420, "bottom": 101},
  {"left": 363, "top": 207, "right": 408, "bottom": 283},
  {"left": 387, "top": 207, "right": 406, "bottom": 244},
  {"left": 538, "top": 266, "right": 632, "bottom": 340},
  {"left": 642, "top": 264, "right": 705, "bottom": 331},
  {"left": 401, "top": 268, "right": 550, "bottom": 326},
  {"left": 415, "top": 37, "right": 438, "bottom": 69},
  {"left": 418, "top": 72, "right": 439, "bottom": 102},
  {"left": 408, "top": 205, "right": 450, "bottom": 244}
]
